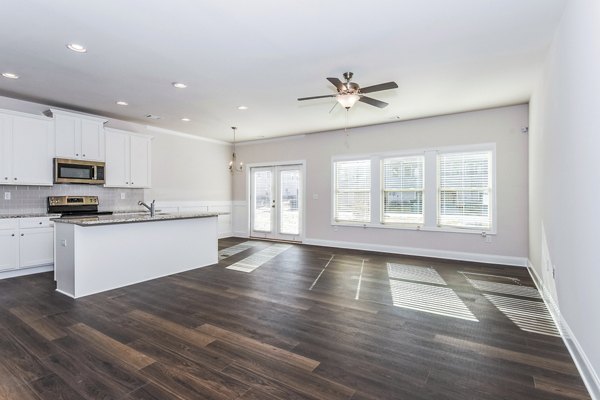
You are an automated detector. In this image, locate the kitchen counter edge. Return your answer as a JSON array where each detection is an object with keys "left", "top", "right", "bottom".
[{"left": 51, "top": 212, "right": 220, "bottom": 227}]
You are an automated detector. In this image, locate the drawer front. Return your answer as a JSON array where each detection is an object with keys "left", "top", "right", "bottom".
[
  {"left": 0, "top": 219, "right": 19, "bottom": 230},
  {"left": 19, "top": 217, "right": 54, "bottom": 229}
]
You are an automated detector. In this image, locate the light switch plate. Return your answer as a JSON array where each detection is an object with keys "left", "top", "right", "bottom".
[
  {"left": 121, "top": 192, "right": 126, "bottom": 200},
  {"left": 4, "top": 192, "right": 10, "bottom": 200},
  {"left": 312, "top": 194, "right": 319, "bottom": 200}
]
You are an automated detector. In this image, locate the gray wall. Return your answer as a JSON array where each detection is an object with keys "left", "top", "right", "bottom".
[
  {"left": 144, "top": 130, "right": 232, "bottom": 202},
  {"left": 529, "top": 0, "right": 600, "bottom": 392},
  {"left": 234, "top": 104, "right": 529, "bottom": 262}
]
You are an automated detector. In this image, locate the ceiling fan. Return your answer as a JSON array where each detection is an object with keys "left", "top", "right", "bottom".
[{"left": 298, "top": 72, "right": 398, "bottom": 110}]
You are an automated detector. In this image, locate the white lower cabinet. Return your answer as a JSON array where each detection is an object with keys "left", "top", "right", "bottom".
[
  {"left": 0, "top": 218, "right": 54, "bottom": 275},
  {"left": 19, "top": 228, "right": 54, "bottom": 268},
  {"left": 0, "top": 228, "right": 19, "bottom": 271}
]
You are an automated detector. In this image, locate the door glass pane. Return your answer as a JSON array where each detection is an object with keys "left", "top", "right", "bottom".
[
  {"left": 253, "top": 170, "right": 272, "bottom": 232},
  {"left": 279, "top": 169, "right": 300, "bottom": 235}
]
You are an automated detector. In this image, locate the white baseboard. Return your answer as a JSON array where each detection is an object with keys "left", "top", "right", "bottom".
[
  {"left": 303, "top": 238, "right": 528, "bottom": 267},
  {"left": 527, "top": 261, "right": 599, "bottom": 400},
  {"left": 0, "top": 265, "right": 53, "bottom": 280},
  {"left": 233, "top": 231, "right": 249, "bottom": 238}
]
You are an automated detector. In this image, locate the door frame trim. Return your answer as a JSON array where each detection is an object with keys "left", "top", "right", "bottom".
[{"left": 245, "top": 160, "right": 306, "bottom": 243}]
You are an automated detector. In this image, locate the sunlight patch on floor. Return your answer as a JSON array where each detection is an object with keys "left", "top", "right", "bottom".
[
  {"left": 483, "top": 294, "right": 559, "bottom": 336},
  {"left": 389, "top": 280, "right": 478, "bottom": 322},
  {"left": 387, "top": 263, "right": 447, "bottom": 285},
  {"left": 226, "top": 244, "right": 292, "bottom": 273},
  {"left": 466, "top": 278, "right": 541, "bottom": 299},
  {"left": 219, "top": 241, "right": 263, "bottom": 260}
]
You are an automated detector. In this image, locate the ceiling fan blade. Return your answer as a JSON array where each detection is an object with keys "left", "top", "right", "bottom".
[
  {"left": 360, "top": 81, "right": 398, "bottom": 94},
  {"left": 297, "top": 94, "right": 336, "bottom": 101},
  {"left": 359, "top": 96, "right": 389, "bottom": 108},
  {"left": 326, "top": 77, "right": 345, "bottom": 91}
]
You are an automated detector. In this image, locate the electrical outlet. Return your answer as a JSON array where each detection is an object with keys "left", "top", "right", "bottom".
[
  {"left": 120, "top": 192, "right": 126, "bottom": 200},
  {"left": 4, "top": 192, "right": 10, "bottom": 200},
  {"left": 60, "top": 239, "right": 67, "bottom": 247},
  {"left": 313, "top": 193, "right": 319, "bottom": 200},
  {"left": 485, "top": 235, "right": 492, "bottom": 243}
]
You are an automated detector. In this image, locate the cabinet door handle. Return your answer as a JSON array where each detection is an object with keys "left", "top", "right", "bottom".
[
  {"left": 76, "top": 153, "right": 79, "bottom": 156},
  {"left": 83, "top": 154, "right": 86, "bottom": 157},
  {"left": 11, "top": 234, "right": 14, "bottom": 237},
  {"left": 20, "top": 233, "right": 24, "bottom": 237},
  {"left": 131, "top": 182, "right": 134, "bottom": 185},
  {"left": 14, "top": 177, "right": 17, "bottom": 181},
  {"left": 4, "top": 177, "right": 7, "bottom": 180},
  {"left": 39, "top": 222, "right": 43, "bottom": 225}
]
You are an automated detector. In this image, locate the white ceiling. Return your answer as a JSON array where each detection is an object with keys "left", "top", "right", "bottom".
[{"left": 0, "top": 0, "right": 565, "bottom": 141}]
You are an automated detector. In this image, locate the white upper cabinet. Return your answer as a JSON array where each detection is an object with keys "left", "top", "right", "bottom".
[
  {"left": 105, "top": 129, "right": 129, "bottom": 187},
  {"left": 52, "top": 109, "right": 106, "bottom": 161},
  {"left": 105, "top": 128, "right": 152, "bottom": 188},
  {"left": 129, "top": 135, "right": 151, "bottom": 188},
  {"left": 0, "top": 111, "right": 54, "bottom": 186},
  {"left": 0, "top": 114, "right": 11, "bottom": 185}
]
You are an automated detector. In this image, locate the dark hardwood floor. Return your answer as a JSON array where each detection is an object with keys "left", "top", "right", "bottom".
[{"left": 0, "top": 238, "right": 591, "bottom": 399}]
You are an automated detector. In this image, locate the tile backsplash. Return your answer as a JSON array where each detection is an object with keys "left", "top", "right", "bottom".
[{"left": 0, "top": 184, "right": 144, "bottom": 215}]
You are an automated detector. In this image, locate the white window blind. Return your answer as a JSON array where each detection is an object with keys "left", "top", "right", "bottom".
[
  {"left": 382, "top": 156, "right": 424, "bottom": 224},
  {"left": 334, "top": 159, "right": 371, "bottom": 223},
  {"left": 438, "top": 151, "right": 492, "bottom": 229}
]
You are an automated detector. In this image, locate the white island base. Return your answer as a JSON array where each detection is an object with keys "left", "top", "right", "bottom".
[{"left": 54, "top": 215, "right": 218, "bottom": 298}]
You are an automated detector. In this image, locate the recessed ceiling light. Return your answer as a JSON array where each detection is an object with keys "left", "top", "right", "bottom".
[
  {"left": 172, "top": 82, "right": 187, "bottom": 89},
  {"left": 116, "top": 101, "right": 128, "bottom": 106},
  {"left": 145, "top": 114, "right": 161, "bottom": 120},
  {"left": 66, "top": 43, "right": 87, "bottom": 53},
  {"left": 2, "top": 72, "right": 19, "bottom": 79},
  {"left": 181, "top": 118, "right": 191, "bottom": 122},
  {"left": 237, "top": 105, "right": 248, "bottom": 110}
]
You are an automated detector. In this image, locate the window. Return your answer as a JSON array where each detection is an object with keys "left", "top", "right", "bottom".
[
  {"left": 438, "top": 151, "right": 492, "bottom": 229},
  {"left": 382, "top": 156, "right": 424, "bottom": 224},
  {"left": 333, "top": 159, "right": 371, "bottom": 223},
  {"left": 331, "top": 145, "right": 495, "bottom": 233}
]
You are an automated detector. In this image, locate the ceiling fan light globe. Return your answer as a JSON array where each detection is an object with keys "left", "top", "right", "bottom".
[{"left": 336, "top": 94, "right": 360, "bottom": 109}]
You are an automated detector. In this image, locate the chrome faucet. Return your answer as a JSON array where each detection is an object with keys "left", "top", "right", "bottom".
[{"left": 138, "top": 200, "right": 156, "bottom": 217}]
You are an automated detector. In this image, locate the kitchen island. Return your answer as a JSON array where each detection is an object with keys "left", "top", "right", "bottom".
[{"left": 53, "top": 212, "right": 219, "bottom": 298}]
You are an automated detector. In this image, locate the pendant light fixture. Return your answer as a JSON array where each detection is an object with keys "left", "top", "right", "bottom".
[{"left": 229, "top": 126, "right": 243, "bottom": 173}]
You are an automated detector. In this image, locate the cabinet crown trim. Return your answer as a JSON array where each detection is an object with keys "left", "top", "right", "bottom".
[
  {"left": 104, "top": 127, "right": 153, "bottom": 139},
  {"left": 0, "top": 108, "right": 52, "bottom": 121},
  {"left": 45, "top": 108, "right": 108, "bottom": 123}
]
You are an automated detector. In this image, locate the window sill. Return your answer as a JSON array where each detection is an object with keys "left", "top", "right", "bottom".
[{"left": 331, "top": 221, "right": 496, "bottom": 235}]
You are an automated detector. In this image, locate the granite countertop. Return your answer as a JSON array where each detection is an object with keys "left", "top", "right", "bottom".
[
  {"left": 0, "top": 213, "right": 61, "bottom": 219},
  {"left": 51, "top": 212, "right": 220, "bottom": 226}
]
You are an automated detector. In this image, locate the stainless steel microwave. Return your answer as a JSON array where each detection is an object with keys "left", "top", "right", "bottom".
[{"left": 54, "top": 158, "right": 105, "bottom": 185}]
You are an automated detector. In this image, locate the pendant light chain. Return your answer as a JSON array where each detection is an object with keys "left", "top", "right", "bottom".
[{"left": 229, "top": 126, "right": 243, "bottom": 173}]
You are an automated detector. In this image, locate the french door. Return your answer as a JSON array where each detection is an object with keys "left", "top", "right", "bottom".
[{"left": 250, "top": 164, "right": 303, "bottom": 241}]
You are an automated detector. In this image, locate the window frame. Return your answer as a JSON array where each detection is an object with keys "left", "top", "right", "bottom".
[
  {"left": 331, "top": 157, "right": 373, "bottom": 225},
  {"left": 436, "top": 149, "right": 494, "bottom": 231},
  {"left": 380, "top": 154, "right": 425, "bottom": 227}
]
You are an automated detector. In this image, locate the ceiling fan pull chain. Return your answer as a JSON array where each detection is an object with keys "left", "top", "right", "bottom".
[{"left": 344, "top": 109, "right": 350, "bottom": 148}]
